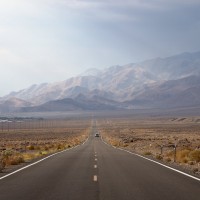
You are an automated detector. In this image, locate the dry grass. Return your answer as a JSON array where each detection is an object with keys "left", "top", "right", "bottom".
[
  {"left": 0, "top": 150, "right": 24, "bottom": 169},
  {"left": 0, "top": 119, "right": 90, "bottom": 172},
  {"left": 144, "top": 151, "right": 152, "bottom": 156}
]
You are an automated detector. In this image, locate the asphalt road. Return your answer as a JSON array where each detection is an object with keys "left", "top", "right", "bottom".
[{"left": 0, "top": 125, "right": 199, "bottom": 200}]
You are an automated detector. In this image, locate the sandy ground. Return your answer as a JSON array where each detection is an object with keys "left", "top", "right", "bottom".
[
  {"left": 0, "top": 119, "right": 90, "bottom": 172},
  {"left": 98, "top": 116, "right": 200, "bottom": 177}
]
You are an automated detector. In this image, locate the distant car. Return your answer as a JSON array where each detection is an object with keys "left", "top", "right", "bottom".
[{"left": 95, "top": 133, "right": 100, "bottom": 137}]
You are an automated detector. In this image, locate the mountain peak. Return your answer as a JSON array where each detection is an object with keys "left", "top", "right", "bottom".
[{"left": 80, "top": 68, "right": 101, "bottom": 77}]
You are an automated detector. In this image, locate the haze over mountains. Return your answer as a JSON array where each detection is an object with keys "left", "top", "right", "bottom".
[{"left": 1, "top": 51, "right": 200, "bottom": 112}]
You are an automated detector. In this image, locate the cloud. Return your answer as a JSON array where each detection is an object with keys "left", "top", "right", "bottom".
[{"left": 43, "top": 0, "right": 200, "bottom": 10}]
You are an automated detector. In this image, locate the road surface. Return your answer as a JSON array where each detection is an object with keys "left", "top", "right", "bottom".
[{"left": 0, "top": 125, "right": 199, "bottom": 200}]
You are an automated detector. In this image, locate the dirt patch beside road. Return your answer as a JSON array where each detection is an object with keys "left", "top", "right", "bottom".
[
  {"left": 98, "top": 117, "right": 200, "bottom": 177},
  {"left": 0, "top": 119, "right": 90, "bottom": 173}
]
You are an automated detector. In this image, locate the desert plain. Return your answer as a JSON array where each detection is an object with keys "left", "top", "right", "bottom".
[
  {"left": 98, "top": 116, "right": 200, "bottom": 176},
  {"left": 1, "top": 114, "right": 200, "bottom": 177}
]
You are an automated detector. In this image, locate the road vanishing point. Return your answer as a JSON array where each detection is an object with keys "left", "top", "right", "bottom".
[{"left": 0, "top": 124, "right": 200, "bottom": 200}]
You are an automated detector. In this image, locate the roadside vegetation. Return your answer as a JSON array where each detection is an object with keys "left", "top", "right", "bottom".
[
  {"left": 98, "top": 117, "right": 200, "bottom": 175},
  {"left": 0, "top": 119, "right": 90, "bottom": 172}
]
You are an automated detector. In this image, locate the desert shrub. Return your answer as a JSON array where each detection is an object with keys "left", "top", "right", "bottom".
[
  {"left": 7, "top": 155, "right": 24, "bottom": 165},
  {"left": 166, "top": 151, "right": 174, "bottom": 157},
  {"left": 27, "top": 145, "right": 35, "bottom": 150},
  {"left": 48, "top": 144, "right": 54, "bottom": 149},
  {"left": 177, "top": 149, "right": 190, "bottom": 163},
  {"left": 35, "top": 146, "right": 41, "bottom": 150},
  {"left": 23, "top": 153, "right": 37, "bottom": 161},
  {"left": 156, "top": 154, "right": 163, "bottom": 160},
  {"left": 110, "top": 139, "right": 121, "bottom": 147},
  {"left": 189, "top": 150, "right": 200, "bottom": 162},
  {"left": 165, "top": 158, "right": 171, "bottom": 162},
  {"left": 44, "top": 146, "right": 49, "bottom": 151},
  {"left": 0, "top": 151, "right": 10, "bottom": 171},
  {"left": 144, "top": 151, "right": 152, "bottom": 156},
  {"left": 2, "top": 152, "right": 24, "bottom": 166},
  {"left": 123, "top": 143, "right": 129, "bottom": 147},
  {"left": 40, "top": 151, "right": 48, "bottom": 155},
  {"left": 0, "top": 156, "right": 6, "bottom": 172},
  {"left": 2, "top": 150, "right": 13, "bottom": 158},
  {"left": 3, "top": 154, "right": 24, "bottom": 166},
  {"left": 57, "top": 144, "right": 62, "bottom": 150}
]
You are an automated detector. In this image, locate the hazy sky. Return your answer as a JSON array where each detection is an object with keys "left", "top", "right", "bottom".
[{"left": 0, "top": 0, "right": 200, "bottom": 96}]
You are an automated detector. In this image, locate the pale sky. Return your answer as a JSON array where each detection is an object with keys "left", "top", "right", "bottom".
[{"left": 0, "top": 0, "right": 200, "bottom": 96}]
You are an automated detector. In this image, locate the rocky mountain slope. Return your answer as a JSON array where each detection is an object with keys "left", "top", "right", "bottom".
[
  {"left": 0, "top": 97, "right": 32, "bottom": 112},
  {"left": 21, "top": 94, "right": 125, "bottom": 112},
  {"left": 0, "top": 51, "right": 200, "bottom": 112},
  {"left": 127, "top": 75, "right": 200, "bottom": 108}
]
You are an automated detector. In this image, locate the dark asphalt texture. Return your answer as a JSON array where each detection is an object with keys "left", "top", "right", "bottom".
[{"left": 0, "top": 126, "right": 199, "bottom": 200}]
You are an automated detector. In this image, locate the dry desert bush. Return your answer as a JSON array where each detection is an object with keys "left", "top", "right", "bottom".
[{"left": 0, "top": 119, "right": 90, "bottom": 172}]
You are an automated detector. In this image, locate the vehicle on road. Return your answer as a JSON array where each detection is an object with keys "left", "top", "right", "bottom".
[{"left": 95, "top": 133, "right": 100, "bottom": 137}]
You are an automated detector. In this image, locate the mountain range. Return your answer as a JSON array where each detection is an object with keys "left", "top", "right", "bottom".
[{"left": 1, "top": 51, "right": 200, "bottom": 112}]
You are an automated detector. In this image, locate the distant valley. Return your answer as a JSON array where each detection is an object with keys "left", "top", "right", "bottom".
[{"left": 1, "top": 51, "right": 200, "bottom": 112}]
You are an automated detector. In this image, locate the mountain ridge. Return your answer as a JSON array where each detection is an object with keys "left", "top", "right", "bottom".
[{"left": 1, "top": 51, "right": 200, "bottom": 112}]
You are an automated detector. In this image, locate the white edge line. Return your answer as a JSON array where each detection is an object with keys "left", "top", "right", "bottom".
[
  {"left": 93, "top": 175, "right": 98, "bottom": 182},
  {"left": 0, "top": 137, "right": 89, "bottom": 181},
  {"left": 101, "top": 136, "right": 200, "bottom": 182}
]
